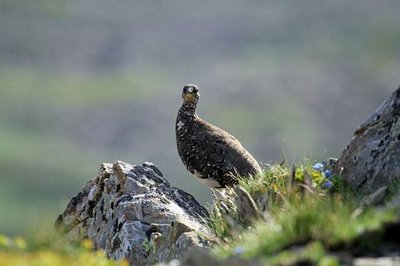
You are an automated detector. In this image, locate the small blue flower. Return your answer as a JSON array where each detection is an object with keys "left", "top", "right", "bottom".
[
  {"left": 313, "top": 163, "right": 324, "bottom": 172},
  {"left": 234, "top": 246, "right": 245, "bottom": 255},
  {"left": 324, "top": 169, "right": 332, "bottom": 179},
  {"left": 323, "top": 180, "right": 333, "bottom": 189}
]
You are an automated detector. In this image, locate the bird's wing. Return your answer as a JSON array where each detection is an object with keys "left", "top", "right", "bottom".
[{"left": 189, "top": 119, "right": 246, "bottom": 172}]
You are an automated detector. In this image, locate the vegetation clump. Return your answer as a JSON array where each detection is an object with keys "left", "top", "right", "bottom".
[{"left": 208, "top": 161, "right": 399, "bottom": 265}]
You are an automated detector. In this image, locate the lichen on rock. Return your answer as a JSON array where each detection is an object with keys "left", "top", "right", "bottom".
[
  {"left": 335, "top": 86, "right": 400, "bottom": 194},
  {"left": 55, "top": 161, "right": 216, "bottom": 265}
]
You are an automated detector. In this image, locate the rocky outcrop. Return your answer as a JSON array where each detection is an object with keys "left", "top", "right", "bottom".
[
  {"left": 55, "top": 161, "right": 216, "bottom": 265},
  {"left": 335, "top": 87, "right": 400, "bottom": 193}
]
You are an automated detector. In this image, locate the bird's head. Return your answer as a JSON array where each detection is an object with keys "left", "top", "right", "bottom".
[{"left": 182, "top": 84, "right": 199, "bottom": 105}]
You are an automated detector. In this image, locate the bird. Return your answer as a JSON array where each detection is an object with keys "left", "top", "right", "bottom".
[{"left": 176, "top": 84, "right": 262, "bottom": 188}]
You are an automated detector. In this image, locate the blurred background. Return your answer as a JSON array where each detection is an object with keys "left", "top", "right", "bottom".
[{"left": 0, "top": 0, "right": 399, "bottom": 235}]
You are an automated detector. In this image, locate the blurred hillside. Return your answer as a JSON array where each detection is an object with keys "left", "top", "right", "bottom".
[{"left": 0, "top": 0, "right": 399, "bottom": 235}]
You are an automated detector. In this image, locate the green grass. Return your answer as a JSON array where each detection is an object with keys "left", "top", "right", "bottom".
[
  {"left": 215, "top": 195, "right": 396, "bottom": 257},
  {"left": 207, "top": 161, "right": 335, "bottom": 240},
  {"left": 0, "top": 232, "right": 129, "bottom": 266},
  {"left": 239, "top": 163, "right": 290, "bottom": 199},
  {"left": 207, "top": 163, "right": 398, "bottom": 265}
]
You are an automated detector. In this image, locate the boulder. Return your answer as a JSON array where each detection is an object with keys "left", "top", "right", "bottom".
[
  {"left": 55, "top": 161, "right": 216, "bottom": 265},
  {"left": 335, "top": 87, "right": 400, "bottom": 193}
]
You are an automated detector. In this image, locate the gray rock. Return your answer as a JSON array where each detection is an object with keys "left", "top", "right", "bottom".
[
  {"left": 335, "top": 87, "right": 400, "bottom": 193},
  {"left": 55, "top": 161, "right": 217, "bottom": 265}
]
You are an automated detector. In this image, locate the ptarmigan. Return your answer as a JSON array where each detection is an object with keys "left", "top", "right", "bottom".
[{"left": 176, "top": 84, "right": 262, "bottom": 188}]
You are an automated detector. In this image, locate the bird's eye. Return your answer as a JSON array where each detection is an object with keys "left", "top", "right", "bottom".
[{"left": 183, "top": 85, "right": 198, "bottom": 94}]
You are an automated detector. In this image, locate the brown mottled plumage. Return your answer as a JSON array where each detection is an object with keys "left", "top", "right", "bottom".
[{"left": 176, "top": 84, "right": 262, "bottom": 188}]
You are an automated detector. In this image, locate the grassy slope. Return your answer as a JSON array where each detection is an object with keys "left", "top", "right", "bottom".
[{"left": 209, "top": 163, "right": 399, "bottom": 265}]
